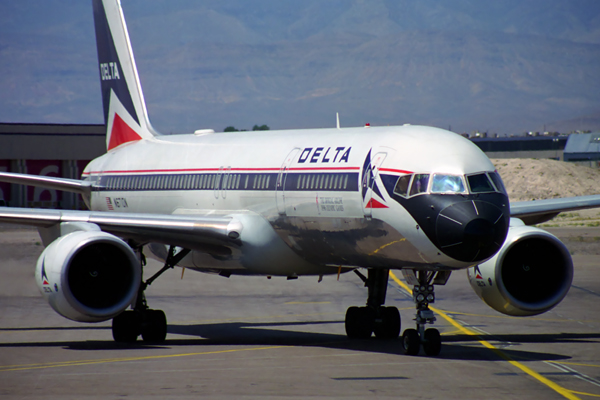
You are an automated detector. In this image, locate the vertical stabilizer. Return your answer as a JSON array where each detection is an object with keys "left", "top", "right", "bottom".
[{"left": 92, "top": 0, "right": 159, "bottom": 151}]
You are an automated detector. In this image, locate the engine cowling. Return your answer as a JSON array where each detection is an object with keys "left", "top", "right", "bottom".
[
  {"left": 467, "top": 219, "right": 573, "bottom": 316},
  {"left": 35, "top": 230, "right": 141, "bottom": 322}
]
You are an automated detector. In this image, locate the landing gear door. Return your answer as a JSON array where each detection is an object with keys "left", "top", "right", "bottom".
[
  {"left": 362, "top": 152, "right": 387, "bottom": 219},
  {"left": 276, "top": 148, "right": 300, "bottom": 215}
]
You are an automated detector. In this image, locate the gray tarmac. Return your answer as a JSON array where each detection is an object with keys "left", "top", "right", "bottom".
[{"left": 0, "top": 225, "right": 599, "bottom": 399}]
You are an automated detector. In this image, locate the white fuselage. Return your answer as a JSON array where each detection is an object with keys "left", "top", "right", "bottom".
[{"left": 83, "top": 125, "right": 502, "bottom": 277}]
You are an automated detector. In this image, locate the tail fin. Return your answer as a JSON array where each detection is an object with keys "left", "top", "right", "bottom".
[{"left": 92, "top": 0, "right": 159, "bottom": 151}]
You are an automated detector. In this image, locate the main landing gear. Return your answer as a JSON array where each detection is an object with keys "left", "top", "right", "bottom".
[
  {"left": 112, "top": 245, "right": 190, "bottom": 343},
  {"left": 345, "top": 269, "right": 401, "bottom": 340},
  {"left": 344, "top": 268, "right": 448, "bottom": 357},
  {"left": 401, "top": 270, "right": 449, "bottom": 357}
]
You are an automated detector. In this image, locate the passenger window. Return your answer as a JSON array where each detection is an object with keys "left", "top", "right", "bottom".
[
  {"left": 467, "top": 173, "right": 495, "bottom": 193},
  {"left": 223, "top": 175, "right": 229, "bottom": 190},
  {"left": 334, "top": 175, "right": 339, "bottom": 189},
  {"left": 394, "top": 175, "right": 412, "bottom": 197},
  {"left": 343, "top": 174, "right": 348, "bottom": 189},
  {"left": 409, "top": 174, "right": 430, "bottom": 196},
  {"left": 265, "top": 175, "right": 271, "bottom": 189},
  {"left": 431, "top": 174, "right": 465, "bottom": 194}
]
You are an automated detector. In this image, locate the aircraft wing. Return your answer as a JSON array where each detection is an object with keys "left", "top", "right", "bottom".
[
  {"left": 0, "top": 171, "right": 92, "bottom": 197},
  {"left": 510, "top": 194, "right": 600, "bottom": 225},
  {"left": 0, "top": 207, "right": 242, "bottom": 251}
]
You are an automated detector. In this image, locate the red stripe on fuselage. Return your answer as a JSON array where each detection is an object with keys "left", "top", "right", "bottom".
[{"left": 379, "top": 168, "right": 413, "bottom": 174}]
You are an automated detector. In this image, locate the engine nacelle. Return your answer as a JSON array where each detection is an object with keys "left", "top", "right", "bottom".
[
  {"left": 35, "top": 230, "right": 141, "bottom": 322},
  {"left": 467, "top": 220, "right": 573, "bottom": 316}
]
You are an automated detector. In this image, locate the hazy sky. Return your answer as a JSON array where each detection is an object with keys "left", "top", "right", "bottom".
[{"left": 1, "top": 1, "right": 599, "bottom": 134}]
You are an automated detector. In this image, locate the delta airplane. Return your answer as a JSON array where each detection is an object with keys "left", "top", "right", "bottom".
[{"left": 2, "top": 0, "right": 600, "bottom": 356}]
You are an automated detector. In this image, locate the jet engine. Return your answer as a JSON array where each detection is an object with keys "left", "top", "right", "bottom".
[
  {"left": 35, "top": 230, "right": 141, "bottom": 322},
  {"left": 467, "top": 219, "right": 573, "bottom": 316}
]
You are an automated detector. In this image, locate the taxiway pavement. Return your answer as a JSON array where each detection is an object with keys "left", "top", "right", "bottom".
[{"left": 0, "top": 226, "right": 599, "bottom": 399}]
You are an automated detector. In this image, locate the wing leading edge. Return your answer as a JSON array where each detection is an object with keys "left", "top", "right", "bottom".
[
  {"left": 0, "top": 206, "right": 242, "bottom": 252},
  {"left": 510, "top": 194, "right": 600, "bottom": 225}
]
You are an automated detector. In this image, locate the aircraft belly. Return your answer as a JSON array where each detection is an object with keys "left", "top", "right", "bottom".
[
  {"left": 164, "top": 212, "right": 334, "bottom": 276},
  {"left": 271, "top": 216, "right": 437, "bottom": 269}
]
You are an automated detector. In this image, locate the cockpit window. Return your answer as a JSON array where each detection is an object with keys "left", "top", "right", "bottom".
[
  {"left": 391, "top": 171, "right": 506, "bottom": 198},
  {"left": 394, "top": 175, "right": 412, "bottom": 197},
  {"left": 467, "top": 173, "right": 495, "bottom": 193},
  {"left": 431, "top": 174, "right": 466, "bottom": 194},
  {"left": 409, "top": 174, "right": 430, "bottom": 196},
  {"left": 488, "top": 171, "right": 507, "bottom": 195}
]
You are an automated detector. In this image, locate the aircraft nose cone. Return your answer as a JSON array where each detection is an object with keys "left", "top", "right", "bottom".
[
  {"left": 435, "top": 200, "right": 508, "bottom": 262},
  {"left": 464, "top": 218, "right": 495, "bottom": 249}
]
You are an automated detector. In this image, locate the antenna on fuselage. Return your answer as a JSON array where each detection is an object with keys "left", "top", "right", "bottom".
[{"left": 336, "top": 112, "right": 341, "bottom": 129}]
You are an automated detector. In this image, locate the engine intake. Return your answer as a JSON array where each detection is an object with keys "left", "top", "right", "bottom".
[
  {"left": 467, "top": 220, "right": 573, "bottom": 316},
  {"left": 36, "top": 230, "right": 141, "bottom": 322}
]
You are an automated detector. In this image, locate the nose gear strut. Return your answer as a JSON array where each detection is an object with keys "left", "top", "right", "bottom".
[{"left": 401, "top": 270, "right": 446, "bottom": 356}]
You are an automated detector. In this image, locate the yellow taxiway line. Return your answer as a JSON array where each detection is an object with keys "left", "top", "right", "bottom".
[
  {"left": 0, "top": 346, "right": 285, "bottom": 373},
  {"left": 389, "top": 271, "right": 585, "bottom": 400}
]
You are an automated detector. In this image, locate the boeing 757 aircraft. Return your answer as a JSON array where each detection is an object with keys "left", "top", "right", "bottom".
[{"left": 1, "top": 0, "right": 600, "bottom": 356}]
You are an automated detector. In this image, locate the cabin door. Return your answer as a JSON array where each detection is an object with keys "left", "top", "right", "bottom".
[{"left": 276, "top": 148, "right": 300, "bottom": 215}]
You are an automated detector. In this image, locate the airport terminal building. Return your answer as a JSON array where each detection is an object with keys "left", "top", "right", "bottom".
[{"left": 0, "top": 123, "right": 105, "bottom": 209}]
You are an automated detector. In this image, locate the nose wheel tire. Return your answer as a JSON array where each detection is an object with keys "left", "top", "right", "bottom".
[
  {"left": 402, "top": 328, "right": 420, "bottom": 355},
  {"left": 423, "top": 328, "right": 441, "bottom": 356},
  {"left": 402, "top": 328, "right": 441, "bottom": 356}
]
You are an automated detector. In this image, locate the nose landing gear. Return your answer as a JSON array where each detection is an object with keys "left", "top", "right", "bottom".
[{"left": 401, "top": 270, "right": 448, "bottom": 356}]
